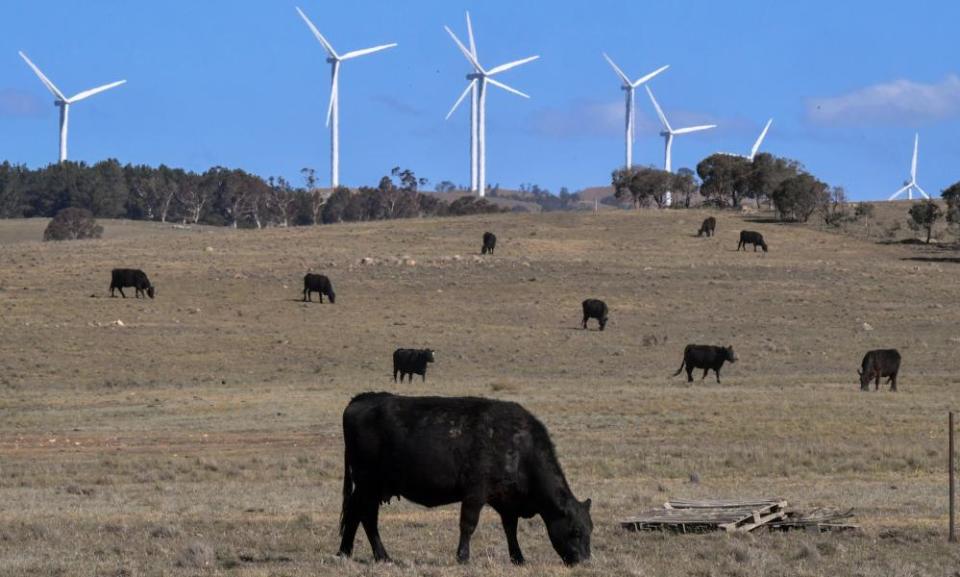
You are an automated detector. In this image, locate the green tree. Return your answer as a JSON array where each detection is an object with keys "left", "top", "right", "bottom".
[
  {"left": 907, "top": 200, "right": 943, "bottom": 244},
  {"left": 697, "top": 154, "right": 751, "bottom": 207},
  {"left": 612, "top": 166, "right": 673, "bottom": 208},
  {"left": 770, "top": 172, "right": 828, "bottom": 222},
  {"left": 942, "top": 181, "right": 960, "bottom": 227}
]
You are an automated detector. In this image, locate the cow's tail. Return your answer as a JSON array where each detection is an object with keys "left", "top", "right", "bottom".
[
  {"left": 339, "top": 442, "right": 354, "bottom": 537},
  {"left": 672, "top": 358, "right": 686, "bottom": 377}
]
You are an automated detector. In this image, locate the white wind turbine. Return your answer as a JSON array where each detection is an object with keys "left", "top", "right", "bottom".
[
  {"left": 719, "top": 118, "right": 773, "bottom": 161},
  {"left": 602, "top": 53, "right": 668, "bottom": 169},
  {"left": 646, "top": 86, "right": 716, "bottom": 206},
  {"left": 295, "top": 6, "right": 397, "bottom": 189},
  {"left": 445, "top": 17, "right": 538, "bottom": 197},
  {"left": 889, "top": 133, "right": 929, "bottom": 201},
  {"left": 19, "top": 51, "right": 126, "bottom": 163}
]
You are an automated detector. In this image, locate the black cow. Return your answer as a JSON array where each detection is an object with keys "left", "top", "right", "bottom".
[
  {"left": 482, "top": 232, "right": 497, "bottom": 255},
  {"left": 737, "top": 230, "right": 768, "bottom": 252},
  {"left": 697, "top": 217, "right": 716, "bottom": 237},
  {"left": 303, "top": 273, "right": 336, "bottom": 303},
  {"left": 859, "top": 349, "right": 901, "bottom": 391},
  {"left": 393, "top": 348, "right": 435, "bottom": 382},
  {"left": 338, "top": 392, "right": 593, "bottom": 565},
  {"left": 581, "top": 299, "right": 608, "bottom": 331},
  {"left": 673, "top": 344, "right": 738, "bottom": 383},
  {"left": 110, "top": 268, "right": 155, "bottom": 299}
]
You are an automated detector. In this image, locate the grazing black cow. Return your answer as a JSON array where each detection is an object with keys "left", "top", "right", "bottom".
[
  {"left": 338, "top": 392, "right": 593, "bottom": 565},
  {"left": 110, "top": 268, "right": 155, "bottom": 299},
  {"left": 858, "top": 349, "right": 901, "bottom": 391},
  {"left": 673, "top": 344, "right": 738, "bottom": 383},
  {"left": 481, "top": 232, "right": 497, "bottom": 255},
  {"left": 303, "top": 273, "right": 336, "bottom": 303},
  {"left": 393, "top": 348, "right": 435, "bottom": 382},
  {"left": 581, "top": 299, "right": 608, "bottom": 331},
  {"left": 697, "top": 217, "right": 716, "bottom": 237},
  {"left": 737, "top": 230, "right": 768, "bottom": 252}
]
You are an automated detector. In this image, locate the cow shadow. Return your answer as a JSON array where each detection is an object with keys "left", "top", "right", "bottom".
[{"left": 901, "top": 256, "right": 960, "bottom": 264}]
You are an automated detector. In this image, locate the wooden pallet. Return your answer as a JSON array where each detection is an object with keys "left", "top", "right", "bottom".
[{"left": 620, "top": 499, "right": 788, "bottom": 533}]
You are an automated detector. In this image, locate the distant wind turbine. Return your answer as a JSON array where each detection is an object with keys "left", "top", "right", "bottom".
[
  {"left": 445, "top": 16, "right": 538, "bottom": 196},
  {"left": 295, "top": 6, "right": 397, "bottom": 189},
  {"left": 645, "top": 86, "right": 716, "bottom": 207},
  {"left": 718, "top": 118, "right": 773, "bottom": 161},
  {"left": 889, "top": 133, "right": 929, "bottom": 201},
  {"left": 19, "top": 51, "right": 126, "bottom": 163},
  {"left": 601, "top": 53, "right": 668, "bottom": 169}
]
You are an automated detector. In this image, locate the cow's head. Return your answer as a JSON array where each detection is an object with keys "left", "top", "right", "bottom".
[
  {"left": 547, "top": 498, "right": 592, "bottom": 565},
  {"left": 327, "top": 289, "right": 336, "bottom": 304},
  {"left": 424, "top": 349, "right": 435, "bottom": 363},
  {"left": 147, "top": 286, "right": 156, "bottom": 299},
  {"left": 760, "top": 239, "right": 769, "bottom": 252},
  {"left": 857, "top": 369, "right": 870, "bottom": 391},
  {"left": 725, "top": 346, "right": 738, "bottom": 362}
]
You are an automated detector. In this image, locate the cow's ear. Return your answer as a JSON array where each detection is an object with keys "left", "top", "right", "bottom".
[
  {"left": 584, "top": 498, "right": 592, "bottom": 511},
  {"left": 857, "top": 369, "right": 862, "bottom": 376}
]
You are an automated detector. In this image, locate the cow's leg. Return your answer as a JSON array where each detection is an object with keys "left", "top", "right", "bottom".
[
  {"left": 303, "top": 289, "right": 309, "bottom": 302},
  {"left": 393, "top": 369, "right": 398, "bottom": 383},
  {"left": 715, "top": 369, "right": 721, "bottom": 384},
  {"left": 582, "top": 314, "right": 588, "bottom": 330},
  {"left": 110, "top": 286, "right": 115, "bottom": 297},
  {"left": 875, "top": 373, "right": 880, "bottom": 391},
  {"left": 422, "top": 372, "right": 426, "bottom": 383},
  {"left": 359, "top": 499, "right": 390, "bottom": 562},
  {"left": 118, "top": 287, "right": 126, "bottom": 298},
  {"left": 499, "top": 511, "right": 525, "bottom": 565},
  {"left": 701, "top": 368, "right": 709, "bottom": 381},
  {"left": 456, "top": 499, "right": 483, "bottom": 564},
  {"left": 338, "top": 493, "right": 363, "bottom": 558},
  {"left": 686, "top": 366, "right": 694, "bottom": 383},
  {"left": 890, "top": 373, "right": 897, "bottom": 392}
]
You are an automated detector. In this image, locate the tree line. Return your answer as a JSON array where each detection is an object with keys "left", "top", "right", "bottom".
[{"left": 0, "top": 161, "right": 504, "bottom": 227}]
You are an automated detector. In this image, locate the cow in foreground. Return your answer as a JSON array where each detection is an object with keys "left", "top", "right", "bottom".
[
  {"left": 393, "top": 348, "right": 435, "bottom": 382},
  {"left": 338, "top": 392, "right": 593, "bottom": 565},
  {"left": 110, "top": 268, "right": 155, "bottom": 299},
  {"left": 673, "top": 344, "right": 738, "bottom": 383},
  {"left": 581, "top": 299, "right": 608, "bottom": 331},
  {"left": 482, "top": 232, "right": 497, "bottom": 255},
  {"left": 303, "top": 273, "right": 336, "bottom": 303},
  {"left": 697, "top": 217, "right": 716, "bottom": 237},
  {"left": 737, "top": 230, "right": 768, "bottom": 252},
  {"left": 859, "top": 349, "right": 901, "bottom": 391}
]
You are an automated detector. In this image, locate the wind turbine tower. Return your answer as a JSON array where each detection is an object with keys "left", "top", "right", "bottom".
[
  {"left": 445, "top": 15, "right": 538, "bottom": 196},
  {"left": 889, "top": 133, "right": 929, "bottom": 201},
  {"left": 645, "top": 86, "right": 716, "bottom": 206},
  {"left": 296, "top": 7, "right": 397, "bottom": 189},
  {"left": 602, "top": 53, "right": 668, "bottom": 169},
  {"left": 19, "top": 51, "right": 126, "bottom": 163}
]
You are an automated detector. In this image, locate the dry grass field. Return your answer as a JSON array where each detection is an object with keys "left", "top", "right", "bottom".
[{"left": 1, "top": 209, "right": 959, "bottom": 577}]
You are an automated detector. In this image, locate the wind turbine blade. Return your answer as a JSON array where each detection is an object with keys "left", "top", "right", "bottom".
[
  {"left": 602, "top": 53, "right": 631, "bottom": 86},
  {"left": 68, "top": 80, "right": 126, "bottom": 103},
  {"left": 446, "top": 79, "right": 476, "bottom": 120},
  {"left": 645, "top": 85, "right": 671, "bottom": 132},
  {"left": 326, "top": 62, "right": 339, "bottom": 127},
  {"left": 18, "top": 51, "right": 66, "bottom": 101},
  {"left": 444, "top": 26, "right": 484, "bottom": 73},
  {"left": 889, "top": 184, "right": 911, "bottom": 201},
  {"left": 486, "top": 77, "right": 529, "bottom": 98},
  {"left": 673, "top": 124, "right": 717, "bottom": 135},
  {"left": 340, "top": 43, "right": 397, "bottom": 61},
  {"left": 631, "top": 64, "right": 669, "bottom": 88},
  {"left": 749, "top": 118, "right": 773, "bottom": 160},
  {"left": 914, "top": 183, "right": 929, "bottom": 199},
  {"left": 295, "top": 7, "right": 339, "bottom": 59},
  {"left": 486, "top": 55, "right": 539, "bottom": 76},
  {"left": 911, "top": 133, "right": 919, "bottom": 181},
  {"left": 465, "top": 12, "right": 477, "bottom": 58}
]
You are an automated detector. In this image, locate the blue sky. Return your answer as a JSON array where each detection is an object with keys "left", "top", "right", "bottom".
[{"left": 1, "top": 0, "right": 958, "bottom": 200}]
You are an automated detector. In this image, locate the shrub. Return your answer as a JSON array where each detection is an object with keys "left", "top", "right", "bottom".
[
  {"left": 907, "top": 200, "right": 943, "bottom": 244},
  {"left": 43, "top": 207, "right": 103, "bottom": 241}
]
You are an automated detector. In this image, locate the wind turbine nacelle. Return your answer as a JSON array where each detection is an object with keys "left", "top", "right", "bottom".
[{"left": 326, "top": 57, "right": 338, "bottom": 64}]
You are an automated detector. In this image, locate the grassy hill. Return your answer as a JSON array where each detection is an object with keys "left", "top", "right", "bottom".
[{"left": 1, "top": 211, "right": 958, "bottom": 576}]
